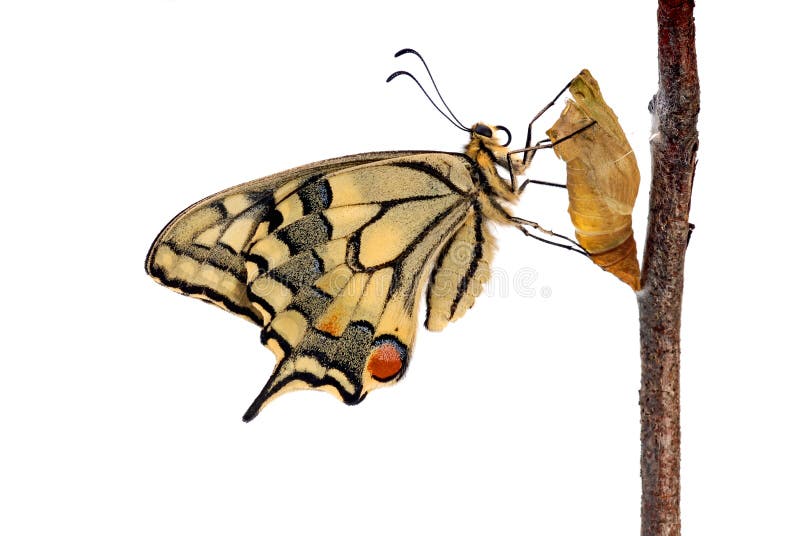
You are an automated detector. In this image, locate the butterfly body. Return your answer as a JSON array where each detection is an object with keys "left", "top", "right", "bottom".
[{"left": 146, "top": 125, "right": 521, "bottom": 421}]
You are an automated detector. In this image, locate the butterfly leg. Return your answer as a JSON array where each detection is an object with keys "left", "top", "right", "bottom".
[
  {"left": 512, "top": 216, "right": 589, "bottom": 256},
  {"left": 521, "top": 79, "right": 575, "bottom": 166},
  {"left": 509, "top": 119, "right": 598, "bottom": 193},
  {"left": 518, "top": 178, "right": 567, "bottom": 193}
]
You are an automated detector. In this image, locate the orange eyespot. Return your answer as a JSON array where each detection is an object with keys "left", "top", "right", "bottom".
[{"left": 367, "top": 337, "right": 406, "bottom": 381}]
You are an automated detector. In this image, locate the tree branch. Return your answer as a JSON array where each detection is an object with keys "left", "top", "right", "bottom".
[{"left": 638, "top": 1, "right": 699, "bottom": 535}]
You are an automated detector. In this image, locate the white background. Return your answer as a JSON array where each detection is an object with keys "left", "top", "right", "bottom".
[{"left": 2, "top": 1, "right": 797, "bottom": 534}]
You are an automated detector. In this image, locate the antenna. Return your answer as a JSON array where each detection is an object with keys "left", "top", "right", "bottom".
[{"left": 387, "top": 48, "right": 469, "bottom": 132}]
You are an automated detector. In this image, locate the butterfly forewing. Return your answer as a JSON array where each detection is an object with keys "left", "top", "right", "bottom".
[{"left": 146, "top": 151, "right": 422, "bottom": 322}]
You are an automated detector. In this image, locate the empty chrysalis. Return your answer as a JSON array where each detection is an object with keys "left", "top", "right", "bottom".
[{"left": 546, "top": 69, "right": 642, "bottom": 291}]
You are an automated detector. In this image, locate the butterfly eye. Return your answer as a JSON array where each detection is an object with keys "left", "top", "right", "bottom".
[{"left": 474, "top": 124, "right": 492, "bottom": 137}]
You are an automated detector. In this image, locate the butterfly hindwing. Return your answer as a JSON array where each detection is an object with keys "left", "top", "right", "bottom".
[
  {"left": 244, "top": 153, "right": 479, "bottom": 417},
  {"left": 425, "top": 204, "right": 495, "bottom": 331}
]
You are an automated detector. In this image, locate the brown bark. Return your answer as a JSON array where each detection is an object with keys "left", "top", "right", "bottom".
[{"left": 638, "top": 1, "right": 699, "bottom": 535}]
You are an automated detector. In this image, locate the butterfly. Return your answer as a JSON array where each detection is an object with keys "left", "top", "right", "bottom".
[{"left": 145, "top": 49, "right": 589, "bottom": 421}]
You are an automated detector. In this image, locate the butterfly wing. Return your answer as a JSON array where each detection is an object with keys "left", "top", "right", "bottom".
[
  {"left": 146, "top": 151, "right": 416, "bottom": 323},
  {"left": 424, "top": 208, "right": 495, "bottom": 331},
  {"left": 146, "top": 150, "right": 481, "bottom": 420}
]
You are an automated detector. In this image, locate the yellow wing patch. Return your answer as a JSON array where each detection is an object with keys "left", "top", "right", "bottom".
[{"left": 315, "top": 272, "right": 369, "bottom": 337}]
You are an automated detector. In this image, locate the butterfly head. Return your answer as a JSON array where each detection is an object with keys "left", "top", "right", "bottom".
[
  {"left": 466, "top": 123, "right": 512, "bottom": 161},
  {"left": 466, "top": 123, "right": 522, "bottom": 201}
]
